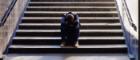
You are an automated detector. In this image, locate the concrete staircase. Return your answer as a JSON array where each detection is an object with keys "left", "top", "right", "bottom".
[{"left": 7, "top": 0, "right": 127, "bottom": 54}]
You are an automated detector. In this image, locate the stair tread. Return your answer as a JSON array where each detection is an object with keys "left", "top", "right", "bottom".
[
  {"left": 10, "top": 44, "right": 127, "bottom": 48},
  {"left": 22, "top": 17, "right": 119, "bottom": 20},
  {"left": 27, "top": 6, "right": 116, "bottom": 8},
  {"left": 16, "top": 29, "right": 123, "bottom": 32},
  {"left": 13, "top": 36, "right": 125, "bottom": 40},
  {"left": 24, "top": 11, "right": 117, "bottom": 14},
  {"left": 29, "top": 2, "right": 115, "bottom": 4},
  {"left": 30, "top": 0, "right": 115, "bottom": 2},
  {"left": 19, "top": 23, "right": 121, "bottom": 26}
]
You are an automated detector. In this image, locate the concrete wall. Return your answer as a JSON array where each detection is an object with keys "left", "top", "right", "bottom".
[
  {"left": 125, "top": 0, "right": 138, "bottom": 30},
  {"left": 0, "top": 0, "right": 28, "bottom": 59},
  {"left": 116, "top": 0, "right": 138, "bottom": 60},
  {"left": 116, "top": 0, "right": 138, "bottom": 39}
]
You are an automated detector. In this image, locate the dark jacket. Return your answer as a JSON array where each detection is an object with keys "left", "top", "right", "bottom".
[{"left": 61, "top": 13, "right": 80, "bottom": 41}]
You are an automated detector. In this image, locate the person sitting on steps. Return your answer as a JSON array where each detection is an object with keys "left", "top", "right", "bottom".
[{"left": 60, "top": 12, "right": 80, "bottom": 48}]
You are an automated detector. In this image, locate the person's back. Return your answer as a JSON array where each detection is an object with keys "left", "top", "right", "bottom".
[{"left": 61, "top": 12, "right": 80, "bottom": 47}]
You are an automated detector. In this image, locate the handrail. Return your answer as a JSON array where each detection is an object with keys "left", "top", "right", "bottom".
[
  {"left": 0, "top": 0, "right": 17, "bottom": 26},
  {"left": 122, "top": 0, "right": 137, "bottom": 31}
]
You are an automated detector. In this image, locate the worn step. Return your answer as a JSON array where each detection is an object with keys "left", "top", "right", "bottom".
[
  {"left": 24, "top": 11, "right": 118, "bottom": 17},
  {"left": 12, "top": 36, "right": 125, "bottom": 45},
  {"left": 18, "top": 23, "right": 121, "bottom": 29},
  {"left": 16, "top": 29, "right": 123, "bottom": 32},
  {"left": 21, "top": 17, "right": 119, "bottom": 23},
  {"left": 29, "top": 2, "right": 115, "bottom": 6},
  {"left": 31, "top": 0, "right": 115, "bottom": 2},
  {"left": 8, "top": 44, "right": 127, "bottom": 53},
  {"left": 15, "top": 29, "right": 123, "bottom": 36},
  {"left": 27, "top": 6, "right": 116, "bottom": 11}
]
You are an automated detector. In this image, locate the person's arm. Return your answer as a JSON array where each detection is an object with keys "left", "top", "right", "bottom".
[
  {"left": 61, "top": 16, "right": 66, "bottom": 40},
  {"left": 75, "top": 14, "right": 80, "bottom": 38},
  {"left": 76, "top": 15, "right": 81, "bottom": 28}
]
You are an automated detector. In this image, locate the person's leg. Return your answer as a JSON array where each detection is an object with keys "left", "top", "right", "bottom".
[
  {"left": 73, "top": 36, "right": 79, "bottom": 48},
  {"left": 60, "top": 36, "right": 66, "bottom": 47},
  {"left": 66, "top": 32, "right": 74, "bottom": 46},
  {"left": 60, "top": 16, "right": 66, "bottom": 47},
  {"left": 65, "top": 36, "right": 72, "bottom": 46},
  {"left": 60, "top": 28, "right": 66, "bottom": 47},
  {"left": 73, "top": 29, "right": 79, "bottom": 47},
  {"left": 67, "top": 33, "right": 79, "bottom": 47}
]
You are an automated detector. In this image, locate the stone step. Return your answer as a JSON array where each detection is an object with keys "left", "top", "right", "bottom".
[
  {"left": 29, "top": 2, "right": 115, "bottom": 6},
  {"left": 24, "top": 11, "right": 118, "bottom": 17},
  {"left": 8, "top": 44, "right": 127, "bottom": 53},
  {"left": 15, "top": 29, "right": 123, "bottom": 37},
  {"left": 21, "top": 17, "right": 119, "bottom": 23},
  {"left": 27, "top": 6, "right": 116, "bottom": 11},
  {"left": 16, "top": 29, "right": 122, "bottom": 32},
  {"left": 31, "top": 0, "right": 115, "bottom": 2},
  {"left": 18, "top": 23, "right": 122, "bottom": 29},
  {"left": 12, "top": 36, "right": 125, "bottom": 45}
]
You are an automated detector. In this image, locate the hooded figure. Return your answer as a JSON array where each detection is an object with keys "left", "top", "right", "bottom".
[{"left": 61, "top": 12, "right": 80, "bottom": 47}]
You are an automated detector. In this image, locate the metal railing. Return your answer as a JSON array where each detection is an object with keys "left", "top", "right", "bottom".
[
  {"left": 121, "top": 0, "right": 137, "bottom": 31},
  {"left": 0, "top": 0, "right": 17, "bottom": 26}
]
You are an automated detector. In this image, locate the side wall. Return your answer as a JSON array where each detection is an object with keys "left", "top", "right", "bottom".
[
  {"left": 116, "top": 0, "right": 138, "bottom": 60},
  {"left": 0, "top": 0, "right": 28, "bottom": 59},
  {"left": 116, "top": 0, "right": 138, "bottom": 38}
]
